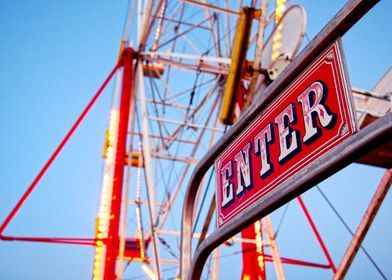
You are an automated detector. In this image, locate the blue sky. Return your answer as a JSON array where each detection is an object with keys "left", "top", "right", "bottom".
[{"left": 0, "top": 0, "right": 391, "bottom": 279}]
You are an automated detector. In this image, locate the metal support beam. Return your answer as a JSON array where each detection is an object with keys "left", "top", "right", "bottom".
[
  {"left": 148, "top": 116, "right": 224, "bottom": 132},
  {"left": 138, "top": 61, "right": 162, "bottom": 279},
  {"left": 196, "top": 196, "right": 215, "bottom": 247},
  {"left": 157, "top": 91, "right": 221, "bottom": 230},
  {"left": 144, "top": 52, "right": 229, "bottom": 75},
  {"left": 104, "top": 48, "right": 135, "bottom": 280},
  {"left": 333, "top": 169, "right": 392, "bottom": 279},
  {"left": 142, "top": 51, "right": 231, "bottom": 65},
  {"left": 243, "top": 0, "right": 267, "bottom": 111},
  {"left": 130, "top": 132, "right": 198, "bottom": 145},
  {"left": 117, "top": 102, "right": 138, "bottom": 279},
  {"left": 212, "top": 247, "right": 219, "bottom": 280},
  {"left": 183, "top": 0, "right": 240, "bottom": 16},
  {"left": 220, "top": 6, "right": 254, "bottom": 124},
  {"left": 264, "top": 216, "right": 285, "bottom": 280},
  {"left": 297, "top": 196, "right": 337, "bottom": 273}
]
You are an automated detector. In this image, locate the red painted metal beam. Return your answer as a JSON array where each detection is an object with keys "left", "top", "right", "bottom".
[
  {"left": 263, "top": 254, "right": 331, "bottom": 269},
  {"left": 297, "top": 195, "right": 337, "bottom": 273},
  {"left": 103, "top": 48, "right": 135, "bottom": 280},
  {"left": 0, "top": 63, "right": 120, "bottom": 236},
  {"left": 0, "top": 235, "right": 98, "bottom": 246},
  {"left": 241, "top": 222, "right": 266, "bottom": 279}
]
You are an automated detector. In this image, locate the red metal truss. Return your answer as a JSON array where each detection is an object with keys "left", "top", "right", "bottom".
[
  {"left": 0, "top": 60, "right": 120, "bottom": 246},
  {"left": 297, "top": 195, "right": 337, "bottom": 273},
  {"left": 103, "top": 48, "right": 135, "bottom": 280}
]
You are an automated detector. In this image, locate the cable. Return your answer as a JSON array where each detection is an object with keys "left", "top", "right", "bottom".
[
  {"left": 158, "top": 236, "right": 178, "bottom": 259},
  {"left": 316, "top": 185, "right": 387, "bottom": 279},
  {"left": 273, "top": 202, "right": 290, "bottom": 240},
  {"left": 192, "top": 167, "right": 215, "bottom": 233},
  {"left": 186, "top": 61, "right": 202, "bottom": 119}
]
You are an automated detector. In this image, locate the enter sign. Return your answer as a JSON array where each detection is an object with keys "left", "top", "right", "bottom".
[{"left": 215, "top": 40, "right": 357, "bottom": 228}]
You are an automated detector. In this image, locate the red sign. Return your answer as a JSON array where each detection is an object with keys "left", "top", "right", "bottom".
[{"left": 215, "top": 40, "right": 357, "bottom": 227}]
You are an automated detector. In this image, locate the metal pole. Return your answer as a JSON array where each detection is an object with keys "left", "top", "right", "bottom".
[
  {"left": 243, "top": 0, "right": 268, "bottom": 111},
  {"left": 117, "top": 96, "right": 138, "bottom": 279},
  {"left": 104, "top": 48, "right": 135, "bottom": 280},
  {"left": 137, "top": 61, "right": 162, "bottom": 279},
  {"left": 196, "top": 196, "right": 215, "bottom": 248},
  {"left": 334, "top": 169, "right": 392, "bottom": 280},
  {"left": 0, "top": 64, "right": 119, "bottom": 238},
  {"left": 264, "top": 216, "right": 285, "bottom": 280},
  {"left": 297, "top": 196, "right": 337, "bottom": 273},
  {"left": 158, "top": 86, "right": 221, "bottom": 230},
  {"left": 212, "top": 247, "right": 220, "bottom": 280}
]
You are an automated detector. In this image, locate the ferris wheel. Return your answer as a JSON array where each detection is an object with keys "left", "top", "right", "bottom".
[
  {"left": 91, "top": 0, "right": 392, "bottom": 279},
  {"left": 0, "top": 1, "right": 391, "bottom": 280},
  {"left": 102, "top": 1, "right": 311, "bottom": 279}
]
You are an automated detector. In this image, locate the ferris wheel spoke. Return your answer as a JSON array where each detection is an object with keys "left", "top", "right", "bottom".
[
  {"left": 159, "top": 78, "right": 220, "bottom": 150},
  {"left": 157, "top": 92, "right": 222, "bottom": 231},
  {"left": 157, "top": 15, "right": 214, "bottom": 51}
]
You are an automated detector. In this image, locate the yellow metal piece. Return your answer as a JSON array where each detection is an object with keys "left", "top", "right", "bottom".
[
  {"left": 220, "top": 7, "right": 255, "bottom": 125},
  {"left": 253, "top": 9, "right": 262, "bottom": 18},
  {"left": 118, "top": 40, "right": 127, "bottom": 61},
  {"left": 243, "top": 60, "right": 254, "bottom": 80},
  {"left": 122, "top": 256, "right": 144, "bottom": 262},
  {"left": 118, "top": 39, "right": 126, "bottom": 62},
  {"left": 143, "top": 63, "right": 165, "bottom": 78},
  {"left": 125, "top": 151, "right": 144, "bottom": 167},
  {"left": 102, "top": 130, "right": 110, "bottom": 158}
]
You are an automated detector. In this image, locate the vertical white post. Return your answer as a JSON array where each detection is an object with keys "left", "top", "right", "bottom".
[
  {"left": 137, "top": 62, "right": 161, "bottom": 279},
  {"left": 264, "top": 215, "right": 286, "bottom": 280},
  {"left": 212, "top": 248, "right": 220, "bottom": 280}
]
